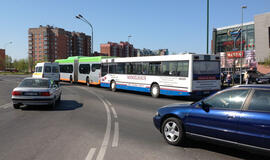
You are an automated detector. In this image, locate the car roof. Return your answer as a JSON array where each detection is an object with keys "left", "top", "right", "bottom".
[{"left": 233, "top": 85, "right": 270, "bottom": 89}]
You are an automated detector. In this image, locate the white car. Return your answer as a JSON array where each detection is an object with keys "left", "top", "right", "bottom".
[{"left": 11, "top": 78, "right": 62, "bottom": 109}]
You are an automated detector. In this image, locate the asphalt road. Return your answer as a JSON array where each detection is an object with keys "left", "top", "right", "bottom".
[{"left": 0, "top": 75, "right": 269, "bottom": 160}]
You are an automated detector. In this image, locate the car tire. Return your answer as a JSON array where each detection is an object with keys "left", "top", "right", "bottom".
[
  {"left": 56, "top": 94, "right": 61, "bottom": 103},
  {"left": 162, "top": 117, "right": 185, "bottom": 146},
  {"left": 13, "top": 104, "right": 20, "bottom": 109},
  {"left": 49, "top": 101, "right": 56, "bottom": 109},
  {"left": 111, "top": 81, "right": 116, "bottom": 92},
  {"left": 151, "top": 84, "right": 160, "bottom": 98}
]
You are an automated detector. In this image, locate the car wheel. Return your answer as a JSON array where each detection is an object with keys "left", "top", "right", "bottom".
[
  {"left": 111, "top": 81, "right": 116, "bottom": 92},
  {"left": 56, "top": 94, "right": 61, "bottom": 103},
  {"left": 162, "top": 117, "right": 185, "bottom": 146},
  {"left": 49, "top": 101, "right": 56, "bottom": 109},
  {"left": 151, "top": 84, "right": 160, "bottom": 98},
  {"left": 13, "top": 104, "right": 20, "bottom": 109}
]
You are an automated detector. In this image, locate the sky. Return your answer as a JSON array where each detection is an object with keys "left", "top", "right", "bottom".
[{"left": 0, "top": 0, "right": 269, "bottom": 60}]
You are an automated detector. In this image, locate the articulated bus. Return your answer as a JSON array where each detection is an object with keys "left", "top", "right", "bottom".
[
  {"left": 55, "top": 56, "right": 109, "bottom": 86},
  {"left": 100, "top": 54, "right": 220, "bottom": 97}
]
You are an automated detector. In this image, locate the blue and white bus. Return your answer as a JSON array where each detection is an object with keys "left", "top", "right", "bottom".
[{"left": 100, "top": 54, "right": 220, "bottom": 97}]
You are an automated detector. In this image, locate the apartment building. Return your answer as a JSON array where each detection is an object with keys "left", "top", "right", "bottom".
[
  {"left": 100, "top": 41, "right": 136, "bottom": 57},
  {"left": 28, "top": 25, "right": 91, "bottom": 64},
  {"left": 0, "top": 49, "right": 5, "bottom": 71}
]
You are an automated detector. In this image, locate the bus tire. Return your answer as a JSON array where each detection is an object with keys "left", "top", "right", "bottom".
[
  {"left": 111, "top": 81, "right": 116, "bottom": 92},
  {"left": 70, "top": 76, "right": 73, "bottom": 84},
  {"left": 151, "top": 84, "right": 160, "bottom": 98},
  {"left": 86, "top": 77, "right": 90, "bottom": 87}
]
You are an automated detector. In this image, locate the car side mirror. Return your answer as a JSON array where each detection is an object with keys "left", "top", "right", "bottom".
[
  {"left": 53, "top": 84, "right": 58, "bottom": 88},
  {"left": 199, "top": 101, "right": 210, "bottom": 112}
]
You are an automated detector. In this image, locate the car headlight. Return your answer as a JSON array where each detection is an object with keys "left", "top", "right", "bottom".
[{"left": 155, "top": 111, "right": 160, "bottom": 117}]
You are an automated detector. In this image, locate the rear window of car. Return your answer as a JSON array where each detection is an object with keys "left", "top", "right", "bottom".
[
  {"left": 248, "top": 90, "right": 270, "bottom": 112},
  {"left": 19, "top": 79, "right": 49, "bottom": 88},
  {"left": 45, "top": 66, "right": 51, "bottom": 73}
]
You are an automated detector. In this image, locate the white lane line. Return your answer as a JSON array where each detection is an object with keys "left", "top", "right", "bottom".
[
  {"left": 0, "top": 102, "right": 12, "bottom": 109},
  {"left": 85, "top": 148, "right": 96, "bottom": 160},
  {"left": 105, "top": 99, "right": 112, "bottom": 106},
  {"left": 112, "top": 122, "right": 119, "bottom": 147},
  {"left": 79, "top": 87, "right": 111, "bottom": 160},
  {"left": 110, "top": 107, "right": 117, "bottom": 119}
]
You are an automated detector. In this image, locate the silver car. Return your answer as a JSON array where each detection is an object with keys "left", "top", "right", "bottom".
[{"left": 11, "top": 78, "right": 62, "bottom": 109}]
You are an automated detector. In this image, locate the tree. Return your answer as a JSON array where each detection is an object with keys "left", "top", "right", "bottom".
[{"left": 5, "top": 55, "right": 12, "bottom": 69}]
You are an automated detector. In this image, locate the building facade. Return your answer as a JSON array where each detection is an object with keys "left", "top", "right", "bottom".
[
  {"left": 100, "top": 41, "right": 136, "bottom": 57},
  {"left": 0, "top": 49, "right": 5, "bottom": 71},
  {"left": 212, "top": 12, "right": 270, "bottom": 72},
  {"left": 137, "top": 48, "right": 169, "bottom": 56},
  {"left": 28, "top": 25, "right": 91, "bottom": 64}
]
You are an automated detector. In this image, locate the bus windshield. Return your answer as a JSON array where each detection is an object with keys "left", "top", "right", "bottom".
[{"left": 193, "top": 61, "right": 219, "bottom": 75}]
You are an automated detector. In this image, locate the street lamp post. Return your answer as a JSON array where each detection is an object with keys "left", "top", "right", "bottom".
[
  {"left": 128, "top": 35, "right": 132, "bottom": 43},
  {"left": 75, "top": 14, "right": 94, "bottom": 55},
  {"left": 240, "top": 5, "right": 247, "bottom": 84}
]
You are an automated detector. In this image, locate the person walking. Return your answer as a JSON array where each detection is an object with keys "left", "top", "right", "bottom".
[
  {"left": 226, "top": 73, "right": 232, "bottom": 87},
  {"left": 221, "top": 72, "right": 225, "bottom": 88},
  {"left": 244, "top": 71, "right": 249, "bottom": 85}
]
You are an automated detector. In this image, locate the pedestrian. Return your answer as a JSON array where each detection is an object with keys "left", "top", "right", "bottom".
[
  {"left": 221, "top": 72, "right": 225, "bottom": 87},
  {"left": 226, "top": 73, "right": 232, "bottom": 87},
  {"left": 244, "top": 71, "right": 249, "bottom": 85}
]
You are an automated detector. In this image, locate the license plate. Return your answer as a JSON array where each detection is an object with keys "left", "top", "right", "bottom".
[{"left": 24, "top": 92, "right": 38, "bottom": 96}]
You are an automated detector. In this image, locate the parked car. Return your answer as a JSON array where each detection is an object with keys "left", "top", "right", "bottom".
[
  {"left": 256, "top": 73, "right": 270, "bottom": 84},
  {"left": 12, "top": 78, "right": 61, "bottom": 109},
  {"left": 153, "top": 85, "right": 270, "bottom": 153}
]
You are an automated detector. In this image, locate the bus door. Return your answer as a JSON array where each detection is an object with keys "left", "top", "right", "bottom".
[{"left": 90, "top": 63, "right": 101, "bottom": 84}]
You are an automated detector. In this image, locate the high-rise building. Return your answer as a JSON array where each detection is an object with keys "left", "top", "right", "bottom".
[
  {"left": 0, "top": 49, "right": 5, "bottom": 71},
  {"left": 100, "top": 41, "right": 136, "bottom": 57},
  {"left": 28, "top": 25, "right": 91, "bottom": 64}
]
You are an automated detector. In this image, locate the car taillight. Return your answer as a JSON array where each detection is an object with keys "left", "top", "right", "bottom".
[
  {"left": 12, "top": 91, "right": 22, "bottom": 96},
  {"left": 40, "top": 92, "right": 50, "bottom": 96}
]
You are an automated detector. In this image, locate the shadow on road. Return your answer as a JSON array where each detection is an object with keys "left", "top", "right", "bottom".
[
  {"left": 21, "top": 100, "right": 83, "bottom": 111},
  {"left": 182, "top": 139, "right": 269, "bottom": 160}
]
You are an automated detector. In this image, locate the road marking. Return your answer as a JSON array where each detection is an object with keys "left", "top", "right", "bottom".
[
  {"left": 111, "top": 107, "right": 117, "bottom": 118},
  {"left": 85, "top": 148, "right": 96, "bottom": 160},
  {"left": 105, "top": 99, "right": 112, "bottom": 106},
  {"left": 79, "top": 86, "right": 111, "bottom": 160},
  {"left": 0, "top": 102, "right": 12, "bottom": 109},
  {"left": 112, "top": 122, "right": 119, "bottom": 147}
]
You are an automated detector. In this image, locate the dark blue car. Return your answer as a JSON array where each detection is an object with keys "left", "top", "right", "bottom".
[{"left": 153, "top": 85, "right": 270, "bottom": 152}]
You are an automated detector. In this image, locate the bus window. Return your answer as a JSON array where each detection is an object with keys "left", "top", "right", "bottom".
[
  {"left": 177, "top": 61, "right": 189, "bottom": 77},
  {"left": 109, "top": 64, "right": 116, "bottom": 74},
  {"left": 193, "top": 61, "right": 219, "bottom": 75},
  {"left": 116, "top": 63, "right": 125, "bottom": 74},
  {"left": 142, "top": 62, "right": 148, "bottom": 75},
  {"left": 149, "top": 62, "right": 161, "bottom": 75},
  {"left": 79, "top": 64, "right": 90, "bottom": 74},
  {"left": 92, "top": 64, "right": 101, "bottom": 72},
  {"left": 102, "top": 64, "right": 108, "bottom": 76}
]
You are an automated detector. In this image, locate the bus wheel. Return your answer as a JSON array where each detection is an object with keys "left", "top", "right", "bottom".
[
  {"left": 151, "top": 84, "right": 160, "bottom": 98},
  {"left": 86, "top": 77, "right": 90, "bottom": 87},
  {"left": 70, "top": 76, "right": 73, "bottom": 84},
  {"left": 111, "top": 81, "right": 116, "bottom": 92}
]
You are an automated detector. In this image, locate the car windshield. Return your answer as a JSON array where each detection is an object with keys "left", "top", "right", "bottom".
[{"left": 19, "top": 79, "right": 50, "bottom": 88}]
